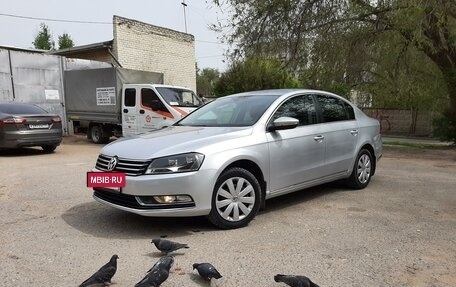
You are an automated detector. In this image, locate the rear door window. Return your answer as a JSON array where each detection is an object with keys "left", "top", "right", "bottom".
[{"left": 316, "top": 95, "right": 352, "bottom": 122}]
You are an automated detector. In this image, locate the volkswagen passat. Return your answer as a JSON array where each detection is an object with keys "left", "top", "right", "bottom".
[{"left": 92, "top": 89, "right": 382, "bottom": 229}]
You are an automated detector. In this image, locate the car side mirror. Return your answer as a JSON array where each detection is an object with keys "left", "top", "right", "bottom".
[{"left": 268, "top": 117, "right": 299, "bottom": 132}]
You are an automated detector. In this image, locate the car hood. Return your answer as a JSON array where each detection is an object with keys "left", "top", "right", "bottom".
[{"left": 101, "top": 125, "right": 253, "bottom": 159}]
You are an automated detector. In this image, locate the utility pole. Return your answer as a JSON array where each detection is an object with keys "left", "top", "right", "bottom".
[{"left": 181, "top": 0, "right": 188, "bottom": 33}]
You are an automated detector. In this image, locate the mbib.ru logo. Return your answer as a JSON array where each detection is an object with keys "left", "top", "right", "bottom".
[{"left": 87, "top": 172, "right": 126, "bottom": 189}]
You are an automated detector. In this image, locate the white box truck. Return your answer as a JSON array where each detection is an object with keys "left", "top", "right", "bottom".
[{"left": 64, "top": 67, "right": 203, "bottom": 143}]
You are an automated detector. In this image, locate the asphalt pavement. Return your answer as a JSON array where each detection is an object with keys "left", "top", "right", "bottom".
[{"left": 0, "top": 138, "right": 455, "bottom": 286}]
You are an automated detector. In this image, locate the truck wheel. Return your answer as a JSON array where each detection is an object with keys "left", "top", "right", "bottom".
[
  {"left": 90, "top": 125, "right": 109, "bottom": 144},
  {"left": 207, "top": 167, "right": 262, "bottom": 229}
]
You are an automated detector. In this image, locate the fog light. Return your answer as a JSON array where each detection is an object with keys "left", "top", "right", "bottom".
[
  {"left": 137, "top": 194, "right": 195, "bottom": 207},
  {"left": 152, "top": 195, "right": 193, "bottom": 204},
  {"left": 176, "top": 195, "right": 192, "bottom": 202},
  {"left": 154, "top": 195, "right": 176, "bottom": 204}
]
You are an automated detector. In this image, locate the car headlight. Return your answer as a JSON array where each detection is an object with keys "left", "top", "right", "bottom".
[{"left": 145, "top": 152, "right": 204, "bottom": 174}]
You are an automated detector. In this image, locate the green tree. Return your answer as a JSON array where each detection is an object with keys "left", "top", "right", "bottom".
[
  {"left": 214, "top": 57, "right": 301, "bottom": 96},
  {"left": 196, "top": 68, "right": 220, "bottom": 96},
  {"left": 212, "top": 0, "right": 456, "bottom": 141},
  {"left": 32, "top": 23, "right": 55, "bottom": 50},
  {"left": 58, "top": 33, "right": 74, "bottom": 49}
]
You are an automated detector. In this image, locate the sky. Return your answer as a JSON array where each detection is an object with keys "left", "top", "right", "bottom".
[{"left": 0, "top": 0, "right": 229, "bottom": 71}]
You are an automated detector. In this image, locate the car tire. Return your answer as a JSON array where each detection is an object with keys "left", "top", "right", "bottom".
[
  {"left": 207, "top": 167, "right": 262, "bottom": 229},
  {"left": 346, "top": 148, "right": 373, "bottom": 189},
  {"left": 41, "top": 145, "right": 57, "bottom": 153},
  {"left": 90, "top": 125, "right": 109, "bottom": 144}
]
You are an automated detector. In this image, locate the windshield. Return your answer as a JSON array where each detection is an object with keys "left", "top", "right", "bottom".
[
  {"left": 176, "top": 94, "right": 280, "bottom": 127},
  {"left": 156, "top": 87, "right": 203, "bottom": 107}
]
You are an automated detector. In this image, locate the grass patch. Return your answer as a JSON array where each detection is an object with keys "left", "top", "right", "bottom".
[{"left": 383, "top": 141, "right": 454, "bottom": 149}]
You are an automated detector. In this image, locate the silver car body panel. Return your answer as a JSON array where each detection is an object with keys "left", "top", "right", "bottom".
[{"left": 94, "top": 89, "right": 382, "bottom": 216}]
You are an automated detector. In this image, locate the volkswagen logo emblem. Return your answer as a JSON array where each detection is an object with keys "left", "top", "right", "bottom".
[{"left": 107, "top": 156, "right": 118, "bottom": 171}]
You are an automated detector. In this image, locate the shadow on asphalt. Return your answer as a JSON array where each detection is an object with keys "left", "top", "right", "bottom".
[
  {"left": 189, "top": 273, "right": 211, "bottom": 286},
  {"left": 62, "top": 182, "right": 348, "bottom": 239},
  {"left": 260, "top": 181, "right": 348, "bottom": 214},
  {"left": 0, "top": 147, "right": 54, "bottom": 157},
  {"left": 61, "top": 201, "right": 214, "bottom": 239}
]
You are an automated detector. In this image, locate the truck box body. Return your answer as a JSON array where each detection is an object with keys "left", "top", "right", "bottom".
[
  {"left": 64, "top": 67, "right": 163, "bottom": 124},
  {"left": 63, "top": 67, "right": 202, "bottom": 143}
]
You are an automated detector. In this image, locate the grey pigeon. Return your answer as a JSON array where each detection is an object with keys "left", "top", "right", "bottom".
[
  {"left": 151, "top": 238, "right": 189, "bottom": 254},
  {"left": 135, "top": 256, "right": 174, "bottom": 287},
  {"left": 192, "top": 263, "right": 222, "bottom": 280},
  {"left": 147, "top": 255, "right": 174, "bottom": 273},
  {"left": 79, "top": 255, "right": 119, "bottom": 287},
  {"left": 274, "top": 274, "right": 319, "bottom": 287}
]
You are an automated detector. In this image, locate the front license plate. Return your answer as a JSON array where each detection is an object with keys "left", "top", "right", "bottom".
[
  {"left": 87, "top": 172, "right": 126, "bottom": 190},
  {"left": 29, "top": 124, "right": 49, "bottom": 129}
]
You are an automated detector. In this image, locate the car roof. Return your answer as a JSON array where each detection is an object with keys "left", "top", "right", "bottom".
[{"left": 226, "top": 89, "right": 341, "bottom": 98}]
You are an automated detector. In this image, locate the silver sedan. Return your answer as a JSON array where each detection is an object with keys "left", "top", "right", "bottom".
[{"left": 92, "top": 89, "right": 382, "bottom": 229}]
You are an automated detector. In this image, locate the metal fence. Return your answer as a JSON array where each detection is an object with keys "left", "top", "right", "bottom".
[
  {"left": 0, "top": 48, "right": 113, "bottom": 135},
  {"left": 0, "top": 48, "right": 67, "bottom": 133},
  {"left": 363, "top": 108, "right": 434, "bottom": 137}
]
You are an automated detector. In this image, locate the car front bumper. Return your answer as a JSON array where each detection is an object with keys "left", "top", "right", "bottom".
[{"left": 92, "top": 168, "right": 217, "bottom": 217}]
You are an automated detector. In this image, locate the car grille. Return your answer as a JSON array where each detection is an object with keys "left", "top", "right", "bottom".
[
  {"left": 95, "top": 154, "right": 150, "bottom": 176},
  {"left": 93, "top": 188, "right": 195, "bottom": 210}
]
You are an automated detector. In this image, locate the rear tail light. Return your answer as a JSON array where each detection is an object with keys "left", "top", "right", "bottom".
[
  {"left": 51, "top": 116, "right": 61, "bottom": 123},
  {"left": 0, "top": 118, "right": 26, "bottom": 125}
]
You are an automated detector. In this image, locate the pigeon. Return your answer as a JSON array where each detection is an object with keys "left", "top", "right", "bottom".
[
  {"left": 192, "top": 263, "right": 223, "bottom": 280},
  {"left": 79, "top": 255, "right": 119, "bottom": 287},
  {"left": 274, "top": 274, "right": 319, "bottom": 287},
  {"left": 151, "top": 238, "right": 189, "bottom": 254},
  {"left": 135, "top": 256, "right": 174, "bottom": 287},
  {"left": 147, "top": 255, "right": 175, "bottom": 273}
]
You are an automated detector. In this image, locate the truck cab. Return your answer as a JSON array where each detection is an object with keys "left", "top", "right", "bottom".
[{"left": 121, "top": 84, "right": 202, "bottom": 136}]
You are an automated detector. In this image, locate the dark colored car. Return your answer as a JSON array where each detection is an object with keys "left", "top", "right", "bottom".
[{"left": 0, "top": 103, "right": 62, "bottom": 152}]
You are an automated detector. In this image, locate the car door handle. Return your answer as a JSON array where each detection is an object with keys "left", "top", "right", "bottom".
[
  {"left": 139, "top": 110, "right": 145, "bottom": 114},
  {"left": 123, "top": 109, "right": 128, "bottom": 113},
  {"left": 350, "top": 129, "right": 359, "bottom": 136},
  {"left": 313, "top": 135, "right": 325, "bottom": 142}
]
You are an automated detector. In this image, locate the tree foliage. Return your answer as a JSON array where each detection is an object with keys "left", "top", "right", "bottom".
[
  {"left": 214, "top": 57, "right": 301, "bottom": 97},
  {"left": 33, "top": 23, "right": 75, "bottom": 51},
  {"left": 212, "top": 0, "right": 456, "bottom": 141},
  {"left": 58, "top": 33, "right": 74, "bottom": 49},
  {"left": 33, "top": 23, "right": 55, "bottom": 50},
  {"left": 197, "top": 67, "right": 220, "bottom": 96}
]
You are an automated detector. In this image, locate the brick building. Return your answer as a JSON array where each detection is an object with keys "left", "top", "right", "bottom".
[{"left": 52, "top": 15, "right": 196, "bottom": 91}]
